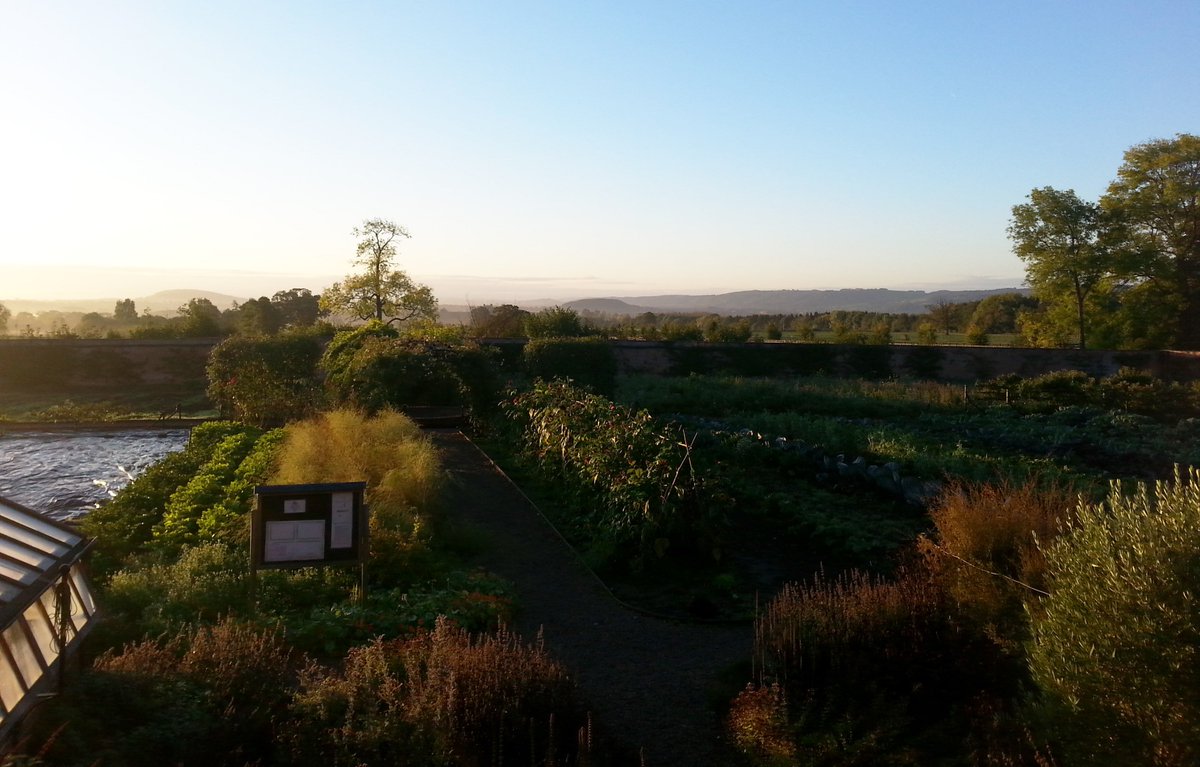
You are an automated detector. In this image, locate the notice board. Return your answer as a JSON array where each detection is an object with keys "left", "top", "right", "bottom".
[{"left": 252, "top": 482, "right": 367, "bottom": 569}]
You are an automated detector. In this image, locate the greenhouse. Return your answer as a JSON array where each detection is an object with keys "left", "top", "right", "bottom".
[{"left": 0, "top": 495, "right": 96, "bottom": 742}]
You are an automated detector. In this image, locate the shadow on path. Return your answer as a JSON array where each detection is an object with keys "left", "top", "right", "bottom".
[{"left": 431, "top": 430, "right": 751, "bottom": 766}]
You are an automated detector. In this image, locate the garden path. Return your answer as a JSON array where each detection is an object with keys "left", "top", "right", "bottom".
[{"left": 430, "top": 430, "right": 751, "bottom": 767}]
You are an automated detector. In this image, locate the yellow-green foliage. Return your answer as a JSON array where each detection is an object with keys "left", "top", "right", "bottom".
[
  {"left": 271, "top": 409, "right": 443, "bottom": 583},
  {"left": 271, "top": 408, "right": 441, "bottom": 512},
  {"left": 1028, "top": 469, "right": 1200, "bottom": 766}
]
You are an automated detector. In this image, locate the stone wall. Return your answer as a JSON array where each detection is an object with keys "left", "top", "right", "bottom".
[
  {"left": 0, "top": 338, "right": 215, "bottom": 389},
  {"left": 602, "top": 340, "right": 1176, "bottom": 382},
  {"left": 3, "top": 338, "right": 1199, "bottom": 391}
]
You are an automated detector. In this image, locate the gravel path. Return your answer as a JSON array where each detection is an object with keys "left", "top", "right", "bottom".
[{"left": 431, "top": 430, "right": 751, "bottom": 766}]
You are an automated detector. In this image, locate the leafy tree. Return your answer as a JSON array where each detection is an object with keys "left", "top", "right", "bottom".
[
  {"left": 967, "top": 292, "right": 1038, "bottom": 334},
  {"left": 523, "top": 306, "right": 592, "bottom": 338},
  {"left": 925, "top": 298, "right": 960, "bottom": 334},
  {"left": 270, "top": 288, "right": 322, "bottom": 327},
  {"left": 470, "top": 303, "right": 530, "bottom": 337},
  {"left": 177, "top": 298, "right": 223, "bottom": 337},
  {"left": 320, "top": 218, "right": 437, "bottom": 325},
  {"left": 0, "top": 301, "right": 11, "bottom": 334},
  {"left": 1101, "top": 133, "right": 1200, "bottom": 349},
  {"left": 964, "top": 324, "right": 988, "bottom": 345},
  {"left": 114, "top": 299, "right": 138, "bottom": 322},
  {"left": 235, "top": 296, "right": 282, "bottom": 335},
  {"left": 1008, "top": 187, "right": 1111, "bottom": 348},
  {"left": 915, "top": 321, "right": 938, "bottom": 344}
]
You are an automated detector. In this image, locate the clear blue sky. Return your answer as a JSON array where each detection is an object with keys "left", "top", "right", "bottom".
[{"left": 2, "top": 1, "right": 1196, "bottom": 303}]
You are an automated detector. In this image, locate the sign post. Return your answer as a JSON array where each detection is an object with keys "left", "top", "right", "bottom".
[{"left": 251, "top": 482, "right": 368, "bottom": 604}]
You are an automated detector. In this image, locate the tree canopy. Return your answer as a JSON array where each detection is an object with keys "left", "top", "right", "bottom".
[
  {"left": 1010, "top": 133, "right": 1200, "bottom": 349},
  {"left": 0, "top": 302, "right": 9, "bottom": 335},
  {"left": 1008, "top": 187, "right": 1109, "bottom": 349},
  {"left": 320, "top": 219, "right": 437, "bottom": 326},
  {"left": 1102, "top": 134, "right": 1200, "bottom": 348}
]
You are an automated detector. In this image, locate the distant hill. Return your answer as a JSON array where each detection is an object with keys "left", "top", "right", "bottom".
[
  {"left": 1, "top": 289, "right": 248, "bottom": 317},
  {"left": 564, "top": 288, "right": 1029, "bottom": 316}
]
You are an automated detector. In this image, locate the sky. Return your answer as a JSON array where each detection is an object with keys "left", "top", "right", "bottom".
[{"left": 2, "top": 1, "right": 1197, "bottom": 305}]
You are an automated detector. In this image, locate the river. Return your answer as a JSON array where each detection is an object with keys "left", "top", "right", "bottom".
[{"left": 0, "top": 427, "right": 190, "bottom": 521}]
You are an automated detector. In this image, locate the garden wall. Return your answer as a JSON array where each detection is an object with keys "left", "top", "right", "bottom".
[
  {"left": 604, "top": 341, "right": 1178, "bottom": 382},
  {"left": 3, "top": 338, "right": 1199, "bottom": 391},
  {"left": 0, "top": 338, "right": 214, "bottom": 389}
]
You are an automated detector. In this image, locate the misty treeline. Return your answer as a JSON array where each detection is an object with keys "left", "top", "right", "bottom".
[
  {"left": 3, "top": 291, "right": 1040, "bottom": 346},
  {"left": 0, "top": 289, "right": 323, "bottom": 339},
  {"left": 470, "top": 292, "right": 1037, "bottom": 345}
]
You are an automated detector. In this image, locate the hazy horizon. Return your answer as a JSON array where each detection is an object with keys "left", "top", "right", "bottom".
[
  {"left": 0, "top": 264, "right": 1026, "bottom": 308},
  {"left": 3, "top": 3, "right": 1195, "bottom": 303}
]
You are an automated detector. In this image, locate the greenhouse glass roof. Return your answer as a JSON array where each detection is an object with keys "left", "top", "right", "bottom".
[{"left": 0, "top": 496, "right": 96, "bottom": 742}]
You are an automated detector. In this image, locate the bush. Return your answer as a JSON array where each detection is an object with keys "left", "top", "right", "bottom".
[
  {"left": 270, "top": 409, "right": 442, "bottom": 585},
  {"left": 748, "top": 569, "right": 1010, "bottom": 763},
  {"left": 44, "top": 618, "right": 293, "bottom": 767},
  {"left": 522, "top": 337, "right": 618, "bottom": 396},
  {"left": 1028, "top": 469, "right": 1200, "bottom": 766},
  {"left": 287, "top": 618, "right": 578, "bottom": 766},
  {"left": 500, "top": 380, "right": 720, "bottom": 571},
  {"left": 919, "top": 480, "right": 1072, "bottom": 645},
  {"left": 205, "top": 330, "right": 325, "bottom": 424},
  {"left": 102, "top": 543, "right": 251, "bottom": 639},
  {"left": 321, "top": 322, "right": 499, "bottom": 417}
]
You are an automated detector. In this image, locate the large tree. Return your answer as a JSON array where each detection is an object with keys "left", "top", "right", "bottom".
[
  {"left": 271, "top": 288, "right": 322, "bottom": 327},
  {"left": 1101, "top": 134, "right": 1200, "bottom": 349},
  {"left": 321, "top": 219, "right": 437, "bottom": 325},
  {"left": 113, "top": 299, "right": 138, "bottom": 322},
  {"left": 0, "top": 302, "right": 9, "bottom": 335},
  {"left": 1008, "top": 187, "right": 1111, "bottom": 349}
]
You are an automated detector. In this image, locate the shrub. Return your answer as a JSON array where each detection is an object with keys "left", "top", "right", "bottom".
[
  {"left": 48, "top": 618, "right": 293, "bottom": 767},
  {"left": 270, "top": 409, "right": 440, "bottom": 511},
  {"left": 919, "top": 480, "right": 1073, "bottom": 645},
  {"left": 500, "top": 380, "right": 720, "bottom": 571},
  {"left": 523, "top": 306, "right": 592, "bottom": 338},
  {"left": 287, "top": 618, "right": 578, "bottom": 766},
  {"left": 270, "top": 409, "right": 442, "bottom": 585},
  {"left": 103, "top": 543, "right": 251, "bottom": 638},
  {"left": 1028, "top": 469, "right": 1200, "bottom": 766},
  {"left": 205, "top": 330, "right": 325, "bottom": 424},
  {"left": 321, "top": 322, "right": 499, "bottom": 417},
  {"left": 750, "top": 569, "right": 1009, "bottom": 762},
  {"left": 966, "top": 324, "right": 990, "bottom": 345}
]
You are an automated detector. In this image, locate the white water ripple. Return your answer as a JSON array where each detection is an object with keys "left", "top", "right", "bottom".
[{"left": 0, "top": 429, "right": 189, "bottom": 521}]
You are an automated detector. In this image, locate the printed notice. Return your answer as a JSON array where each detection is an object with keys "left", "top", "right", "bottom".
[
  {"left": 330, "top": 492, "right": 354, "bottom": 549},
  {"left": 264, "top": 520, "right": 325, "bottom": 562},
  {"left": 283, "top": 499, "right": 306, "bottom": 515}
]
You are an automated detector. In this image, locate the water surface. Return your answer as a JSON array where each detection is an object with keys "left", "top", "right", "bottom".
[{"left": 0, "top": 428, "right": 189, "bottom": 520}]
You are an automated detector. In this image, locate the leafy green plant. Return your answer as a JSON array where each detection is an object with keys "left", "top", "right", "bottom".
[
  {"left": 81, "top": 421, "right": 258, "bottom": 578},
  {"left": 205, "top": 330, "right": 325, "bottom": 424},
  {"left": 1028, "top": 469, "right": 1200, "bottom": 766},
  {"left": 500, "top": 379, "right": 720, "bottom": 571}
]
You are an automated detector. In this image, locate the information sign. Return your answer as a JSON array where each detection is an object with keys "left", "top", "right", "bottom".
[{"left": 252, "top": 482, "right": 367, "bottom": 569}]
